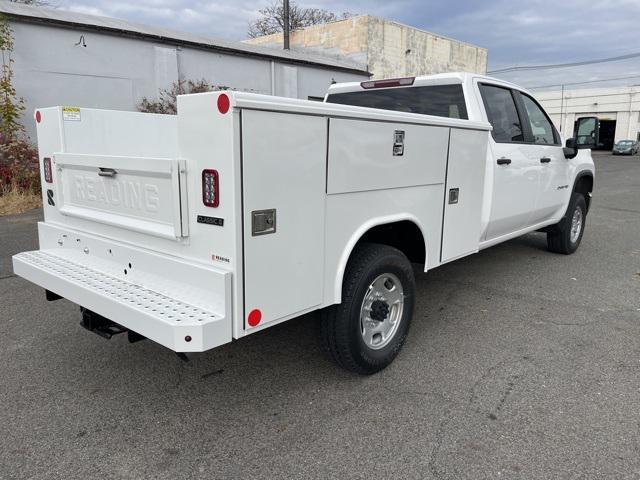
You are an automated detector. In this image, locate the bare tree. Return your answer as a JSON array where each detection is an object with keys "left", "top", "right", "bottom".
[
  {"left": 138, "top": 80, "right": 232, "bottom": 115},
  {"left": 248, "top": 1, "right": 352, "bottom": 38}
]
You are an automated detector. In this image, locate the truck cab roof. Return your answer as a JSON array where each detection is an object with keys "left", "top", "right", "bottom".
[{"left": 326, "top": 72, "right": 531, "bottom": 96}]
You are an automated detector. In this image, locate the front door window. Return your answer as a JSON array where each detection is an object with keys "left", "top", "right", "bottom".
[{"left": 520, "top": 94, "right": 557, "bottom": 145}]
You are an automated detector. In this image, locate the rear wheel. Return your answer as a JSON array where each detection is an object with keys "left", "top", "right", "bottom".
[
  {"left": 547, "top": 192, "right": 587, "bottom": 254},
  {"left": 320, "top": 243, "right": 415, "bottom": 375}
]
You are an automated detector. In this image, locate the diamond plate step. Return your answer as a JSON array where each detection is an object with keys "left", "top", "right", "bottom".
[{"left": 12, "top": 250, "right": 231, "bottom": 352}]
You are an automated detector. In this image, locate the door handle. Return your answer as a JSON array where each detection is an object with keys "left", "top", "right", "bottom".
[
  {"left": 497, "top": 158, "right": 511, "bottom": 165},
  {"left": 98, "top": 167, "right": 117, "bottom": 177},
  {"left": 540, "top": 157, "right": 551, "bottom": 163}
]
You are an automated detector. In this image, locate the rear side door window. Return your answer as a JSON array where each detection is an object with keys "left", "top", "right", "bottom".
[
  {"left": 478, "top": 84, "right": 524, "bottom": 143},
  {"left": 519, "top": 93, "right": 558, "bottom": 145}
]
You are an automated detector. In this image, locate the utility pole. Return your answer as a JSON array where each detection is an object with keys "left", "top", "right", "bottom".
[
  {"left": 559, "top": 84, "right": 565, "bottom": 133},
  {"left": 283, "top": 0, "right": 290, "bottom": 50}
]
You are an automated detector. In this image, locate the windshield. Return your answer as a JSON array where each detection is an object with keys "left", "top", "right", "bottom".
[
  {"left": 617, "top": 141, "right": 633, "bottom": 146},
  {"left": 325, "top": 84, "right": 468, "bottom": 120}
]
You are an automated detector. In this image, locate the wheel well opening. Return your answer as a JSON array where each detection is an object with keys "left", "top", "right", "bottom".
[
  {"left": 574, "top": 175, "right": 593, "bottom": 211},
  {"left": 358, "top": 221, "right": 426, "bottom": 265}
]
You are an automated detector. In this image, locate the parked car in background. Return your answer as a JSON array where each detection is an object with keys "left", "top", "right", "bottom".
[{"left": 612, "top": 140, "right": 639, "bottom": 155}]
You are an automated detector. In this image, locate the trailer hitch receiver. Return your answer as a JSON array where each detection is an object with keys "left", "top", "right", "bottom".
[{"left": 79, "top": 307, "right": 130, "bottom": 340}]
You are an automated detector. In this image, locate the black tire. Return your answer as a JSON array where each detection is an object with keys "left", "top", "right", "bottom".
[
  {"left": 320, "top": 243, "right": 415, "bottom": 375},
  {"left": 547, "top": 192, "right": 587, "bottom": 255}
]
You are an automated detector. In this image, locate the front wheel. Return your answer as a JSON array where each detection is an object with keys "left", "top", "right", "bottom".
[
  {"left": 546, "top": 192, "right": 587, "bottom": 254},
  {"left": 320, "top": 243, "right": 415, "bottom": 375}
]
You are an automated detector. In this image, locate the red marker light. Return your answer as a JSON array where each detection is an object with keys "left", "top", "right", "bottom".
[
  {"left": 35, "top": 111, "right": 42, "bottom": 123},
  {"left": 248, "top": 309, "right": 262, "bottom": 327},
  {"left": 217, "top": 94, "right": 230, "bottom": 114}
]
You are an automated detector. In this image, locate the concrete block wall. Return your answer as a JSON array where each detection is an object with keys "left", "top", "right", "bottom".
[
  {"left": 245, "top": 15, "right": 488, "bottom": 79},
  {"left": 246, "top": 16, "right": 369, "bottom": 68}
]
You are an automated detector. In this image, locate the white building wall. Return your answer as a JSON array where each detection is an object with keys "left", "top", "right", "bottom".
[
  {"left": 535, "top": 86, "right": 640, "bottom": 143},
  {"left": 8, "top": 20, "right": 368, "bottom": 140}
]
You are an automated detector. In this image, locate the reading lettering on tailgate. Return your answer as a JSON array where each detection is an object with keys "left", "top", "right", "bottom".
[{"left": 72, "top": 175, "right": 160, "bottom": 213}]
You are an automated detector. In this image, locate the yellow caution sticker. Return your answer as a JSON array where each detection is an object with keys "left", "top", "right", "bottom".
[{"left": 62, "top": 107, "right": 81, "bottom": 122}]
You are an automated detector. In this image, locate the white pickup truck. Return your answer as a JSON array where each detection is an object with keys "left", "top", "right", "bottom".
[{"left": 13, "top": 73, "right": 598, "bottom": 374}]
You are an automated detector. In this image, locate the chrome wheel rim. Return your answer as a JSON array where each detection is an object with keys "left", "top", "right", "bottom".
[
  {"left": 360, "top": 273, "right": 404, "bottom": 350},
  {"left": 570, "top": 206, "right": 583, "bottom": 243}
]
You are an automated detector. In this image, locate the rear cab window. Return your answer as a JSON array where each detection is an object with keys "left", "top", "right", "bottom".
[{"left": 325, "top": 84, "right": 469, "bottom": 120}]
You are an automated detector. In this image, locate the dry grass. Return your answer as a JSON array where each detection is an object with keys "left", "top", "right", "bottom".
[{"left": 0, "top": 185, "right": 42, "bottom": 216}]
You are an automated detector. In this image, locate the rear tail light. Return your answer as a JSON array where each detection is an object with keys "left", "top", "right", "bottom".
[
  {"left": 360, "top": 77, "right": 415, "bottom": 89},
  {"left": 43, "top": 157, "right": 53, "bottom": 183},
  {"left": 202, "top": 169, "right": 219, "bottom": 207}
]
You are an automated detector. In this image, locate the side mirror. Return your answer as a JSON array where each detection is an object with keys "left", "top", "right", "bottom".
[
  {"left": 574, "top": 117, "right": 599, "bottom": 149},
  {"left": 563, "top": 137, "right": 577, "bottom": 159}
]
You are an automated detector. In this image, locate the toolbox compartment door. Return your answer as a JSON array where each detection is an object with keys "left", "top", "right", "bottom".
[
  {"left": 241, "top": 110, "right": 327, "bottom": 328},
  {"left": 440, "top": 128, "right": 488, "bottom": 262},
  {"left": 54, "top": 153, "right": 188, "bottom": 240}
]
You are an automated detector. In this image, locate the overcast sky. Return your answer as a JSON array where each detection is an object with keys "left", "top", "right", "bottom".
[{"left": 58, "top": 0, "right": 640, "bottom": 90}]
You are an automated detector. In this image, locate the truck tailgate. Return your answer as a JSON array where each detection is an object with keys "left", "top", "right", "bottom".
[{"left": 54, "top": 153, "right": 188, "bottom": 239}]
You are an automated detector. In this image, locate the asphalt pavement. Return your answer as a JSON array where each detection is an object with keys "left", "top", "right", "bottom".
[{"left": 1, "top": 153, "right": 639, "bottom": 479}]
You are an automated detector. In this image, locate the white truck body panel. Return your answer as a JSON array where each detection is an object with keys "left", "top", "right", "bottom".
[
  {"left": 327, "top": 119, "right": 449, "bottom": 194},
  {"left": 241, "top": 109, "right": 327, "bottom": 328},
  {"left": 441, "top": 128, "right": 488, "bottom": 262},
  {"left": 13, "top": 72, "right": 593, "bottom": 356}
]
